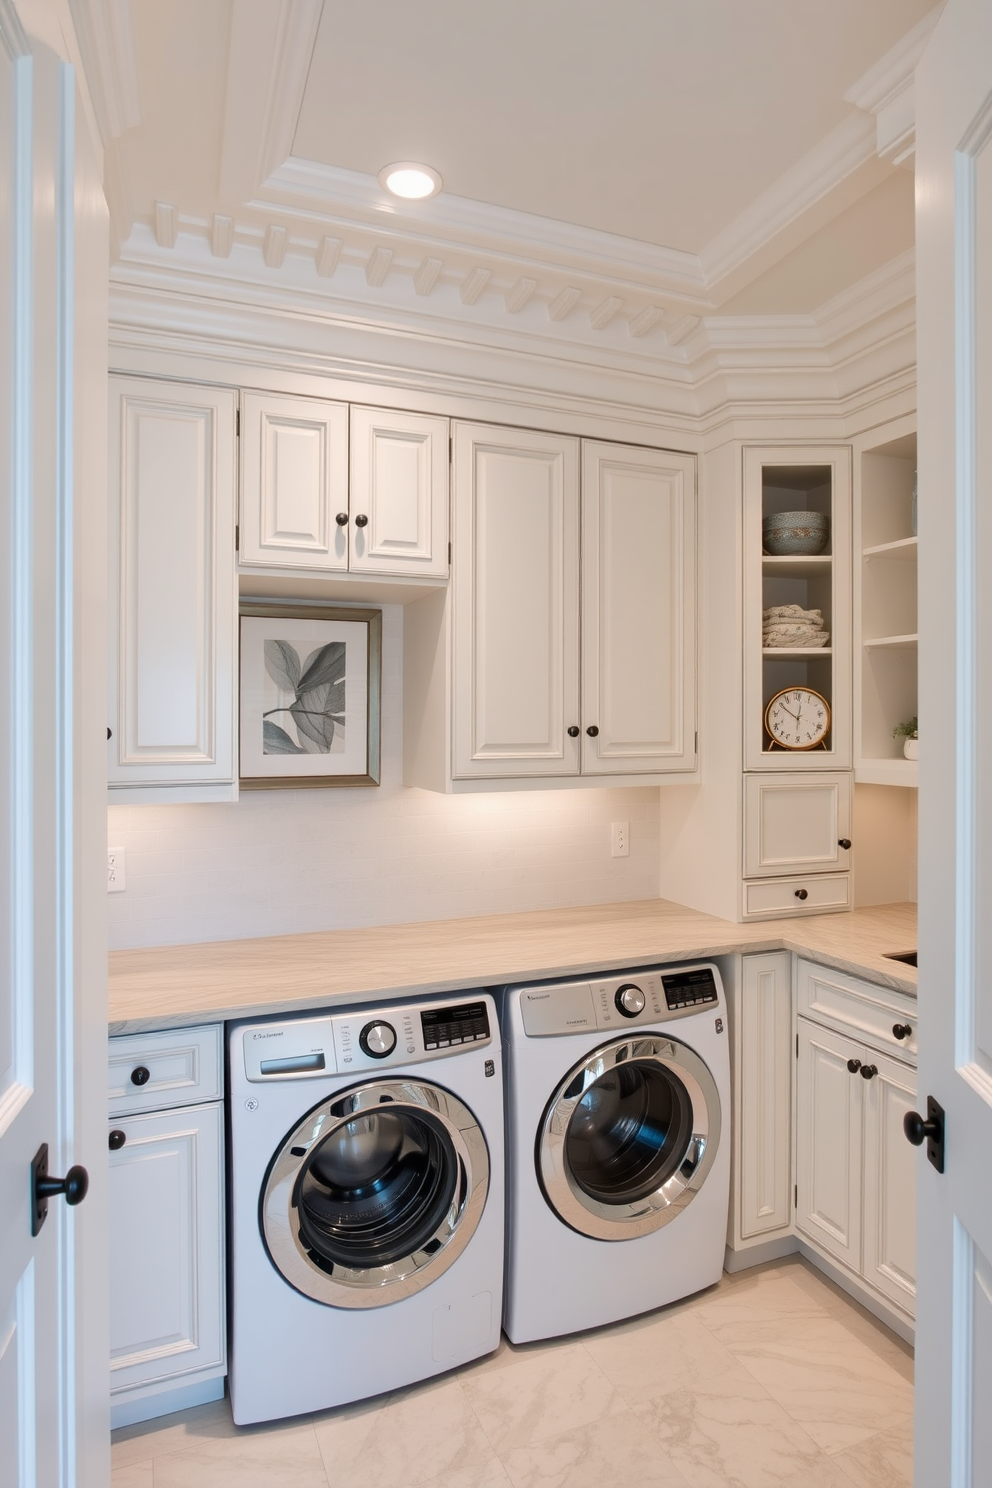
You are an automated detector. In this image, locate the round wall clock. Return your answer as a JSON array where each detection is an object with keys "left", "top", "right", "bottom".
[{"left": 764, "top": 687, "right": 830, "bottom": 750}]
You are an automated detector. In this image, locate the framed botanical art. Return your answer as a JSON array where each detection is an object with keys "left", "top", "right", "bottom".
[{"left": 239, "top": 602, "right": 382, "bottom": 789}]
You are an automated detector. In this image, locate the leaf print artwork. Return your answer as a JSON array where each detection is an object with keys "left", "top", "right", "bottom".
[{"left": 262, "top": 639, "right": 346, "bottom": 755}]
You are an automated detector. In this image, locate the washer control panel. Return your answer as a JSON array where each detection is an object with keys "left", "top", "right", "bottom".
[
  {"left": 518, "top": 963, "right": 724, "bottom": 1037},
  {"left": 242, "top": 995, "right": 493, "bottom": 1081}
]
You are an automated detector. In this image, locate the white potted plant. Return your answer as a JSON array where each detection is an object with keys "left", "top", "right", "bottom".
[{"left": 893, "top": 716, "right": 918, "bottom": 760}]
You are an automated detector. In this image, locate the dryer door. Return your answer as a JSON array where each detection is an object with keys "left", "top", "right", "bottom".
[
  {"left": 262, "top": 1077, "right": 489, "bottom": 1307},
  {"left": 538, "top": 1034, "right": 721, "bottom": 1241}
]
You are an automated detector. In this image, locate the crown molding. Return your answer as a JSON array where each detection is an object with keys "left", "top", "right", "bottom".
[
  {"left": 66, "top": 0, "right": 140, "bottom": 140},
  {"left": 844, "top": 4, "right": 944, "bottom": 167}
]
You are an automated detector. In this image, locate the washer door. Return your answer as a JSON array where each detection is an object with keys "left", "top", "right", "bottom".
[
  {"left": 537, "top": 1034, "right": 720, "bottom": 1241},
  {"left": 262, "top": 1078, "right": 489, "bottom": 1307}
]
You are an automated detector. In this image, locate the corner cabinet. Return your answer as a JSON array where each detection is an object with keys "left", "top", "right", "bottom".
[
  {"left": 437, "top": 423, "right": 696, "bottom": 786},
  {"left": 107, "top": 377, "right": 239, "bottom": 804}
]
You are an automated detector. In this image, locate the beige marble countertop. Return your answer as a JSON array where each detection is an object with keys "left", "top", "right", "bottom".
[{"left": 108, "top": 899, "right": 917, "bottom": 1035}]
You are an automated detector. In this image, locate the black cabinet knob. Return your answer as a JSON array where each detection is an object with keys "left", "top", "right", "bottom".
[
  {"left": 794, "top": 888, "right": 809, "bottom": 901},
  {"left": 107, "top": 726, "right": 112, "bottom": 740},
  {"left": 567, "top": 726, "right": 580, "bottom": 738},
  {"left": 108, "top": 1129, "right": 126, "bottom": 1151},
  {"left": 847, "top": 1057, "right": 862, "bottom": 1073},
  {"left": 130, "top": 1066, "right": 150, "bottom": 1087},
  {"left": 586, "top": 725, "right": 599, "bottom": 737},
  {"left": 860, "top": 1063, "right": 878, "bottom": 1080},
  {"left": 335, "top": 512, "right": 349, "bottom": 526},
  {"left": 892, "top": 1023, "right": 913, "bottom": 1040},
  {"left": 838, "top": 838, "right": 852, "bottom": 850},
  {"left": 354, "top": 513, "right": 369, "bottom": 528}
]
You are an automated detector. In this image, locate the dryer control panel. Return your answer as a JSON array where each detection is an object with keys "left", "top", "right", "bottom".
[
  {"left": 518, "top": 964, "right": 724, "bottom": 1037},
  {"left": 242, "top": 996, "right": 493, "bottom": 1081}
]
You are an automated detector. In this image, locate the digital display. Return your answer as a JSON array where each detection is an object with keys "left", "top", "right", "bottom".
[
  {"left": 421, "top": 1001, "right": 490, "bottom": 1050},
  {"left": 258, "top": 1052, "right": 326, "bottom": 1076},
  {"left": 662, "top": 969, "right": 718, "bottom": 1011}
]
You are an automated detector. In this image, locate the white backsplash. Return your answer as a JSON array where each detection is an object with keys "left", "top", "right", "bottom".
[{"left": 107, "top": 605, "right": 661, "bottom": 950}]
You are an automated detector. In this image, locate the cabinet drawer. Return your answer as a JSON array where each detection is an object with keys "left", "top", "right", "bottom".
[
  {"left": 743, "top": 772, "right": 852, "bottom": 878},
  {"left": 109, "top": 1025, "right": 223, "bottom": 1115},
  {"left": 797, "top": 959, "right": 917, "bottom": 1064},
  {"left": 743, "top": 874, "right": 850, "bottom": 919}
]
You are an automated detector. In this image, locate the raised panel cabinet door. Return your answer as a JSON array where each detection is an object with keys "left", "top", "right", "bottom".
[
  {"left": 796, "top": 1019, "right": 863, "bottom": 1272},
  {"left": 737, "top": 953, "right": 793, "bottom": 1241},
  {"left": 350, "top": 406, "right": 449, "bottom": 577},
  {"left": 108, "top": 378, "right": 237, "bottom": 787},
  {"left": 108, "top": 1103, "right": 225, "bottom": 1397},
  {"left": 862, "top": 1050, "right": 917, "bottom": 1316},
  {"left": 451, "top": 423, "right": 580, "bottom": 778},
  {"left": 743, "top": 771, "right": 852, "bottom": 878},
  {"left": 239, "top": 391, "right": 348, "bottom": 571},
  {"left": 581, "top": 442, "right": 696, "bottom": 773}
]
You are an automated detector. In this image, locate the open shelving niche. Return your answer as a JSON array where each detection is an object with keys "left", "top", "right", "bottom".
[
  {"left": 760, "top": 465, "right": 837, "bottom": 756},
  {"left": 856, "top": 431, "right": 918, "bottom": 787}
]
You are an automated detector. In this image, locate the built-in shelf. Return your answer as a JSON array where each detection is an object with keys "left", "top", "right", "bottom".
[
  {"left": 863, "top": 536, "right": 918, "bottom": 561},
  {"left": 863, "top": 633, "right": 918, "bottom": 650},
  {"left": 763, "top": 647, "right": 833, "bottom": 657},
  {"left": 761, "top": 554, "right": 833, "bottom": 579},
  {"left": 855, "top": 758, "right": 919, "bottom": 788}
]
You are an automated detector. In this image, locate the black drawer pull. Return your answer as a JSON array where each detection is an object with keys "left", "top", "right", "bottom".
[
  {"left": 335, "top": 512, "right": 349, "bottom": 526},
  {"left": 847, "top": 1058, "right": 862, "bottom": 1074},
  {"left": 130, "top": 1066, "right": 150, "bottom": 1087},
  {"left": 892, "top": 1023, "right": 913, "bottom": 1040},
  {"left": 860, "top": 1063, "right": 878, "bottom": 1080},
  {"left": 794, "top": 888, "right": 809, "bottom": 901},
  {"left": 108, "top": 1129, "right": 126, "bottom": 1150}
]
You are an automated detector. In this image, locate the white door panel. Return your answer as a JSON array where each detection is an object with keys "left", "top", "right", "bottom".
[
  {"left": 744, "top": 772, "right": 851, "bottom": 878},
  {"left": 452, "top": 423, "right": 579, "bottom": 777},
  {"left": 916, "top": 2, "right": 992, "bottom": 1480},
  {"left": 796, "top": 1021, "right": 863, "bottom": 1272},
  {"left": 350, "top": 407, "right": 448, "bottom": 576},
  {"left": 239, "top": 392, "right": 348, "bottom": 571},
  {"left": 581, "top": 442, "right": 696, "bottom": 773}
]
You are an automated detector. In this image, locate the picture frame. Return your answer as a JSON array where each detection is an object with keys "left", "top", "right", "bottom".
[{"left": 239, "top": 601, "right": 381, "bottom": 789}]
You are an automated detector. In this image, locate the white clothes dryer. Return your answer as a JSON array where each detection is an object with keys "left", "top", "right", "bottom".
[
  {"left": 502, "top": 963, "right": 730, "bottom": 1344},
  {"left": 228, "top": 993, "right": 503, "bottom": 1425}
]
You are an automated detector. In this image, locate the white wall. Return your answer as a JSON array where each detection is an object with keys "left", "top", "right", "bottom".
[
  {"left": 852, "top": 783, "right": 918, "bottom": 906},
  {"left": 107, "top": 605, "right": 661, "bottom": 950}
]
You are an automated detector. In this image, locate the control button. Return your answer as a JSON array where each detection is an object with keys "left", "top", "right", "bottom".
[
  {"left": 358, "top": 1020, "right": 397, "bottom": 1059},
  {"left": 438, "top": 1040, "right": 450, "bottom": 1047},
  {"left": 615, "top": 984, "right": 646, "bottom": 1018}
]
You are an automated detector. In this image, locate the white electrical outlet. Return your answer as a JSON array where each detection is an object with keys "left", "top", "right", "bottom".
[
  {"left": 107, "top": 848, "right": 126, "bottom": 893},
  {"left": 611, "top": 822, "right": 629, "bottom": 858}
]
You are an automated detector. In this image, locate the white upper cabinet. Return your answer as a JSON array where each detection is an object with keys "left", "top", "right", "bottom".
[
  {"left": 108, "top": 377, "right": 238, "bottom": 798},
  {"left": 449, "top": 423, "right": 696, "bottom": 784},
  {"left": 239, "top": 392, "right": 349, "bottom": 571},
  {"left": 350, "top": 406, "right": 449, "bottom": 577},
  {"left": 743, "top": 772, "right": 853, "bottom": 878},
  {"left": 581, "top": 442, "right": 696, "bottom": 774},
  {"left": 452, "top": 423, "right": 580, "bottom": 778}
]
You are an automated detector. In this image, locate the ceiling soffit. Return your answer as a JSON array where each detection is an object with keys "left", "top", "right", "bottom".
[{"left": 94, "top": 0, "right": 936, "bottom": 378}]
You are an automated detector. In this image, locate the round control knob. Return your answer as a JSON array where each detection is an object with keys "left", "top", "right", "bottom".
[
  {"left": 359, "top": 1020, "right": 397, "bottom": 1058},
  {"left": 130, "top": 1066, "right": 150, "bottom": 1086},
  {"left": 615, "top": 983, "right": 646, "bottom": 1018}
]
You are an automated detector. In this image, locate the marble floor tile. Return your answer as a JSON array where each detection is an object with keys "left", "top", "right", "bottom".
[
  {"left": 634, "top": 1386, "right": 859, "bottom": 1488},
  {"left": 313, "top": 1374, "right": 500, "bottom": 1488},
  {"left": 152, "top": 1419, "right": 328, "bottom": 1488},
  {"left": 693, "top": 1268, "right": 830, "bottom": 1330},
  {"left": 705, "top": 1313, "right": 914, "bottom": 1455},
  {"left": 500, "top": 1407, "right": 690, "bottom": 1488},
  {"left": 110, "top": 1399, "right": 237, "bottom": 1469},
  {"left": 776, "top": 1261, "right": 915, "bottom": 1384},
  {"left": 583, "top": 1309, "right": 769, "bottom": 1407},
  {"left": 461, "top": 1340, "right": 626, "bottom": 1456},
  {"left": 832, "top": 1423, "right": 914, "bottom": 1488}
]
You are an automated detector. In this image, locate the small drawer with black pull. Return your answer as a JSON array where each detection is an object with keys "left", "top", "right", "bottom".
[
  {"left": 743, "top": 873, "right": 850, "bottom": 919},
  {"left": 797, "top": 959, "right": 917, "bottom": 1064},
  {"left": 108, "top": 1024, "right": 223, "bottom": 1115}
]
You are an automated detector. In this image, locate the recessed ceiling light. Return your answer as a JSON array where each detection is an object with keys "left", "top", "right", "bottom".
[{"left": 378, "top": 162, "right": 442, "bottom": 200}]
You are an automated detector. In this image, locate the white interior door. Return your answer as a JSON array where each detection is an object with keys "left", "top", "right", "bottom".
[
  {"left": 916, "top": 1, "right": 992, "bottom": 1482},
  {"left": 0, "top": 18, "right": 108, "bottom": 1488}
]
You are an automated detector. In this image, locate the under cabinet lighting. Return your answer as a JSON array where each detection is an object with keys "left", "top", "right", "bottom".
[{"left": 378, "top": 162, "right": 442, "bottom": 200}]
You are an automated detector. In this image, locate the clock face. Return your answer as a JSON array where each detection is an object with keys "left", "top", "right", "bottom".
[{"left": 764, "top": 688, "right": 830, "bottom": 750}]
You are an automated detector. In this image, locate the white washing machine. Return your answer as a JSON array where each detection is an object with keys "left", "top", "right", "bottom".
[
  {"left": 502, "top": 962, "right": 730, "bottom": 1344},
  {"left": 228, "top": 993, "right": 503, "bottom": 1425}
]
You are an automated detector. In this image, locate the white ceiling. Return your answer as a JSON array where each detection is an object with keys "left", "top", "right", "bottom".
[
  {"left": 90, "top": 0, "right": 936, "bottom": 364},
  {"left": 293, "top": 0, "right": 931, "bottom": 253}
]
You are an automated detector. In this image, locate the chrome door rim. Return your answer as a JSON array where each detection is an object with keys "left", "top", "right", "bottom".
[
  {"left": 537, "top": 1034, "right": 720, "bottom": 1241},
  {"left": 262, "top": 1077, "right": 489, "bottom": 1308}
]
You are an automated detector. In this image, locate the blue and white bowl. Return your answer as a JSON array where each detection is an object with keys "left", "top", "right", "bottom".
[{"left": 762, "top": 510, "right": 829, "bottom": 556}]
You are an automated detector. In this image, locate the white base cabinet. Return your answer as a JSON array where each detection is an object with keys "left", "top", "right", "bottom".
[
  {"left": 108, "top": 1028, "right": 226, "bottom": 1426},
  {"left": 732, "top": 953, "right": 794, "bottom": 1248}
]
